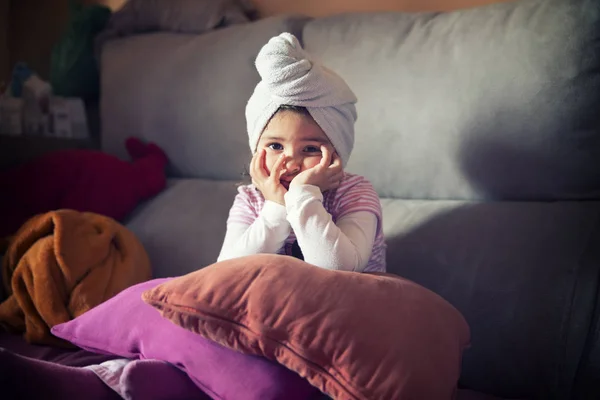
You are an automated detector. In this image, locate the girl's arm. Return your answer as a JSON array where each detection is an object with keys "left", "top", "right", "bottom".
[
  {"left": 217, "top": 199, "right": 291, "bottom": 262},
  {"left": 284, "top": 184, "right": 378, "bottom": 272}
]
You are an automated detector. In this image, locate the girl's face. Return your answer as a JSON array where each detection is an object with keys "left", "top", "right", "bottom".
[{"left": 257, "top": 110, "right": 335, "bottom": 189}]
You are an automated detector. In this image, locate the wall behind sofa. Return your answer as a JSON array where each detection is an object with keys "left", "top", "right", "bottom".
[
  {"left": 9, "top": 0, "right": 70, "bottom": 80},
  {"left": 101, "top": 0, "right": 515, "bottom": 16}
]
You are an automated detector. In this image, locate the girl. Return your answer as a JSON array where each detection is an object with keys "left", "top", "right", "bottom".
[{"left": 217, "top": 33, "right": 386, "bottom": 273}]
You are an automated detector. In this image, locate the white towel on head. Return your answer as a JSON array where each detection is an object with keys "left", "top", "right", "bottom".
[{"left": 245, "top": 32, "right": 358, "bottom": 166}]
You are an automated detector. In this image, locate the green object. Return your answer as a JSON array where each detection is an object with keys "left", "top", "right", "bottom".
[{"left": 50, "top": 0, "right": 111, "bottom": 101}]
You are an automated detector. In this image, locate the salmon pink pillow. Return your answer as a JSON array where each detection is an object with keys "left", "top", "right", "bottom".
[{"left": 142, "top": 254, "right": 471, "bottom": 400}]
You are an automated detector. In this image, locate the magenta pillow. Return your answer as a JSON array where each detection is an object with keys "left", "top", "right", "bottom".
[{"left": 51, "top": 278, "right": 321, "bottom": 400}]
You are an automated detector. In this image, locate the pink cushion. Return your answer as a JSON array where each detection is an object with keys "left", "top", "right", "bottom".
[{"left": 51, "top": 278, "right": 321, "bottom": 400}]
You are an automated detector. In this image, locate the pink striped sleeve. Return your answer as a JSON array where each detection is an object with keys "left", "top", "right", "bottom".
[
  {"left": 226, "top": 185, "right": 260, "bottom": 226},
  {"left": 335, "top": 178, "right": 383, "bottom": 221}
]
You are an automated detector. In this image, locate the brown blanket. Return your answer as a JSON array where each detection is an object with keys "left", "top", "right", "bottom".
[{"left": 0, "top": 209, "right": 152, "bottom": 347}]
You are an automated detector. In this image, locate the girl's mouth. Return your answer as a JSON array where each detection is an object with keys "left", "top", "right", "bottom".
[{"left": 280, "top": 180, "right": 291, "bottom": 189}]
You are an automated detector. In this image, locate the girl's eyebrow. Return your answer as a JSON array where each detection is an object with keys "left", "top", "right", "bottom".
[
  {"left": 261, "top": 135, "right": 328, "bottom": 143},
  {"left": 261, "top": 135, "right": 285, "bottom": 141},
  {"left": 301, "top": 137, "right": 328, "bottom": 143}
]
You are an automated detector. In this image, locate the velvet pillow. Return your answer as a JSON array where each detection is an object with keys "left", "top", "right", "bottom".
[
  {"left": 142, "top": 255, "right": 471, "bottom": 400},
  {"left": 51, "top": 278, "right": 321, "bottom": 400}
]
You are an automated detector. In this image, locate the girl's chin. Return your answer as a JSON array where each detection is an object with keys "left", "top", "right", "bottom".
[{"left": 280, "top": 181, "right": 290, "bottom": 189}]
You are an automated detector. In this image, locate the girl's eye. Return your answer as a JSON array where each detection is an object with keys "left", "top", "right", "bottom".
[
  {"left": 304, "top": 146, "right": 321, "bottom": 153},
  {"left": 268, "top": 143, "right": 283, "bottom": 151}
]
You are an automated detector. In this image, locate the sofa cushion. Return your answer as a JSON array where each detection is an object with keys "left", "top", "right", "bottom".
[
  {"left": 100, "top": 15, "right": 309, "bottom": 180},
  {"left": 381, "top": 198, "right": 600, "bottom": 399},
  {"left": 302, "top": 0, "right": 600, "bottom": 201},
  {"left": 124, "top": 178, "right": 238, "bottom": 277}
]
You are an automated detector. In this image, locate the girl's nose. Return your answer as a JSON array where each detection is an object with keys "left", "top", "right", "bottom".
[{"left": 284, "top": 155, "right": 301, "bottom": 173}]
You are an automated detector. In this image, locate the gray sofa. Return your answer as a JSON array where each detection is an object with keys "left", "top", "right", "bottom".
[{"left": 99, "top": 0, "right": 600, "bottom": 398}]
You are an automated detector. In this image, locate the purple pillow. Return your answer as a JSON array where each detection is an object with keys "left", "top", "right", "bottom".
[{"left": 51, "top": 278, "right": 320, "bottom": 400}]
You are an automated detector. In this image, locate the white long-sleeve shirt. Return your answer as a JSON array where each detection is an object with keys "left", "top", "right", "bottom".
[{"left": 217, "top": 173, "right": 386, "bottom": 272}]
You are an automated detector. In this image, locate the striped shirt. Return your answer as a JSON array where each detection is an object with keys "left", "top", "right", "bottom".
[{"left": 224, "top": 173, "right": 386, "bottom": 272}]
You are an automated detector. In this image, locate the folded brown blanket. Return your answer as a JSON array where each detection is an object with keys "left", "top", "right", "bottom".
[{"left": 0, "top": 209, "right": 152, "bottom": 347}]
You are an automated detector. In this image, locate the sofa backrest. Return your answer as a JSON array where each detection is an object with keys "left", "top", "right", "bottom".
[{"left": 102, "top": 0, "right": 600, "bottom": 203}]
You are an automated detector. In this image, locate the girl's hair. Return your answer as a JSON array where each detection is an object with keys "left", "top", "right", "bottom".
[
  {"left": 276, "top": 104, "right": 310, "bottom": 116},
  {"left": 239, "top": 105, "right": 309, "bottom": 185}
]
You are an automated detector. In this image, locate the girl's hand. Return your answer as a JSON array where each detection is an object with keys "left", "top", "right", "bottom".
[
  {"left": 290, "top": 146, "right": 344, "bottom": 192},
  {"left": 250, "top": 149, "right": 287, "bottom": 205}
]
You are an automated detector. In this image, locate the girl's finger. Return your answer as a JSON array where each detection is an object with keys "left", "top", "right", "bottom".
[
  {"left": 270, "top": 154, "right": 286, "bottom": 181},
  {"left": 259, "top": 149, "right": 271, "bottom": 178},
  {"left": 249, "top": 157, "right": 258, "bottom": 180},
  {"left": 253, "top": 149, "right": 269, "bottom": 180},
  {"left": 329, "top": 152, "right": 342, "bottom": 169},
  {"left": 250, "top": 151, "right": 259, "bottom": 177},
  {"left": 329, "top": 179, "right": 342, "bottom": 190},
  {"left": 320, "top": 145, "right": 332, "bottom": 168},
  {"left": 330, "top": 170, "right": 345, "bottom": 183}
]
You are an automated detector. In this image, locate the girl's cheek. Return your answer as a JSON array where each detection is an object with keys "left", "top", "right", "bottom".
[{"left": 304, "top": 158, "right": 321, "bottom": 170}]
